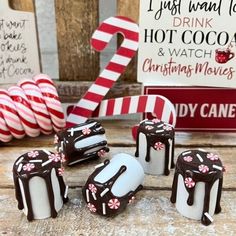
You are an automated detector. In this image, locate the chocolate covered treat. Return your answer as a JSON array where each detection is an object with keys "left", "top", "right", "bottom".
[
  {"left": 55, "top": 120, "right": 109, "bottom": 166},
  {"left": 135, "top": 119, "right": 175, "bottom": 176},
  {"left": 82, "top": 153, "right": 144, "bottom": 216},
  {"left": 170, "top": 149, "right": 224, "bottom": 226},
  {"left": 13, "top": 150, "right": 68, "bottom": 221}
]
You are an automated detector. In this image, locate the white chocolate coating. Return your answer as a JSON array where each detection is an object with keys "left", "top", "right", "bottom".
[
  {"left": 19, "top": 168, "right": 63, "bottom": 219},
  {"left": 94, "top": 153, "right": 144, "bottom": 197},
  {"left": 176, "top": 175, "right": 219, "bottom": 220},
  {"left": 137, "top": 133, "right": 173, "bottom": 175}
]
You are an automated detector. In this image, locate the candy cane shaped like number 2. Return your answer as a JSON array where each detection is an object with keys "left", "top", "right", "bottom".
[
  {"left": 66, "top": 16, "right": 176, "bottom": 136},
  {"left": 66, "top": 16, "right": 139, "bottom": 127}
]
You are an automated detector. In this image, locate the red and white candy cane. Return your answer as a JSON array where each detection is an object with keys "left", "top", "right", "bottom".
[
  {"left": 0, "top": 74, "right": 65, "bottom": 142},
  {"left": 92, "top": 95, "right": 176, "bottom": 125},
  {"left": 66, "top": 16, "right": 139, "bottom": 127}
]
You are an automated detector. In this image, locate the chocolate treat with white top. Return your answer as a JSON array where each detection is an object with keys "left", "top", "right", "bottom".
[
  {"left": 135, "top": 119, "right": 175, "bottom": 176},
  {"left": 170, "top": 149, "right": 224, "bottom": 226},
  {"left": 13, "top": 150, "right": 68, "bottom": 221},
  {"left": 82, "top": 153, "right": 144, "bottom": 216},
  {"left": 55, "top": 120, "right": 109, "bottom": 166}
]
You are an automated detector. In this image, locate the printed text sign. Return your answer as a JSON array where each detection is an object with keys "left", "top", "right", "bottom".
[
  {"left": 0, "top": 1, "right": 40, "bottom": 83},
  {"left": 138, "top": 0, "right": 236, "bottom": 88},
  {"left": 144, "top": 86, "right": 236, "bottom": 131}
]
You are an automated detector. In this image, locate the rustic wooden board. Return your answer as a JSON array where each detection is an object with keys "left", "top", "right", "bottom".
[
  {"left": 117, "top": 0, "right": 140, "bottom": 83},
  {"left": 0, "top": 146, "right": 234, "bottom": 189},
  {"left": 55, "top": 0, "right": 99, "bottom": 81},
  {"left": 55, "top": 81, "right": 142, "bottom": 103},
  {"left": 9, "top": 0, "right": 34, "bottom": 12},
  {"left": 2, "top": 120, "right": 236, "bottom": 148},
  {"left": 0, "top": 189, "right": 235, "bottom": 235}
]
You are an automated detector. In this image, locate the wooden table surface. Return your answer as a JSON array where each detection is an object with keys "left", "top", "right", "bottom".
[{"left": 0, "top": 120, "right": 236, "bottom": 236}]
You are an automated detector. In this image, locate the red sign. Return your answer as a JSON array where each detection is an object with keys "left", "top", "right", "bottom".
[{"left": 144, "top": 86, "right": 236, "bottom": 131}]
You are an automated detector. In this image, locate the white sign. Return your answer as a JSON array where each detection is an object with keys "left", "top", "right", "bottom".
[
  {"left": 0, "top": 0, "right": 40, "bottom": 83},
  {"left": 138, "top": 0, "right": 236, "bottom": 88}
]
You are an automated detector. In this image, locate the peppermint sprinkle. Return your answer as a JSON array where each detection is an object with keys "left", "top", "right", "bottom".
[
  {"left": 17, "top": 163, "right": 23, "bottom": 172},
  {"left": 86, "top": 189, "right": 90, "bottom": 202},
  {"left": 182, "top": 151, "right": 191, "bottom": 156},
  {"left": 70, "top": 128, "right": 74, "bottom": 137},
  {"left": 42, "top": 159, "right": 53, "bottom": 167},
  {"left": 92, "top": 192, "right": 97, "bottom": 200},
  {"left": 213, "top": 165, "right": 223, "bottom": 171},
  {"left": 197, "top": 154, "right": 204, "bottom": 163},
  {"left": 204, "top": 212, "right": 214, "bottom": 223},
  {"left": 156, "top": 130, "right": 164, "bottom": 133},
  {"left": 95, "top": 163, "right": 105, "bottom": 169},
  {"left": 60, "top": 141, "right": 64, "bottom": 151},
  {"left": 145, "top": 121, "right": 154, "bottom": 125},
  {"left": 100, "top": 188, "right": 109, "bottom": 197},
  {"left": 102, "top": 203, "right": 106, "bottom": 215},
  {"left": 29, "top": 160, "right": 43, "bottom": 163},
  {"left": 64, "top": 185, "right": 69, "bottom": 198},
  {"left": 43, "top": 149, "right": 51, "bottom": 155},
  {"left": 16, "top": 157, "right": 24, "bottom": 166}
]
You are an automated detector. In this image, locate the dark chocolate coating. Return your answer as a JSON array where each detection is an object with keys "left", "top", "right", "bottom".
[
  {"left": 82, "top": 159, "right": 143, "bottom": 216},
  {"left": 55, "top": 120, "right": 109, "bottom": 166},
  {"left": 135, "top": 120, "right": 175, "bottom": 175},
  {"left": 170, "top": 150, "right": 224, "bottom": 226},
  {"left": 13, "top": 150, "right": 68, "bottom": 221}
]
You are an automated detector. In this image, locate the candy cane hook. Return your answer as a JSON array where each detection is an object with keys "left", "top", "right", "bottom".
[{"left": 66, "top": 16, "right": 139, "bottom": 127}]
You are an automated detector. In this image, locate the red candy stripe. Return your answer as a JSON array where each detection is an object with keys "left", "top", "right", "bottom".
[
  {"left": 66, "top": 16, "right": 139, "bottom": 127},
  {"left": 0, "top": 74, "right": 65, "bottom": 142}
]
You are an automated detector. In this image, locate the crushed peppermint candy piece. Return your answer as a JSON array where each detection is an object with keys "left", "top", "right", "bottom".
[
  {"left": 23, "top": 163, "right": 35, "bottom": 172},
  {"left": 88, "top": 184, "right": 97, "bottom": 193},
  {"left": 58, "top": 167, "right": 65, "bottom": 176},
  {"left": 108, "top": 198, "right": 120, "bottom": 210},
  {"left": 27, "top": 151, "right": 39, "bottom": 158},
  {"left": 183, "top": 156, "right": 193, "bottom": 162},
  {"left": 184, "top": 177, "right": 195, "bottom": 188},
  {"left": 207, "top": 153, "right": 219, "bottom": 161},
  {"left": 49, "top": 153, "right": 61, "bottom": 162},
  {"left": 97, "top": 149, "right": 106, "bottom": 157},
  {"left": 198, "top": 164, "right": 209, "bottom": 173},
  {"left": 88, "top": 203, "right": 97, "bottom": 212},
  {"left": 82, "top": 127, "right": 91, "bottom": 135},
  {"left": 154, "top": 142, "right": 164, "bottom": 150},
  {"left": 145, "top": 125, "right": 154, "bottom": 130}
]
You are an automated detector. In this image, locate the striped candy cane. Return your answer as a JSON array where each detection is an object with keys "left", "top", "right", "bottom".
[
  {"left": 91, "top": 95, "right": 176, "bottom": 126},
  {"left": 0, "top": 74, "right": 65, "bottom": 142},
  {"left": 66, "top": 16, "right": 139, "bottom": 127}
]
